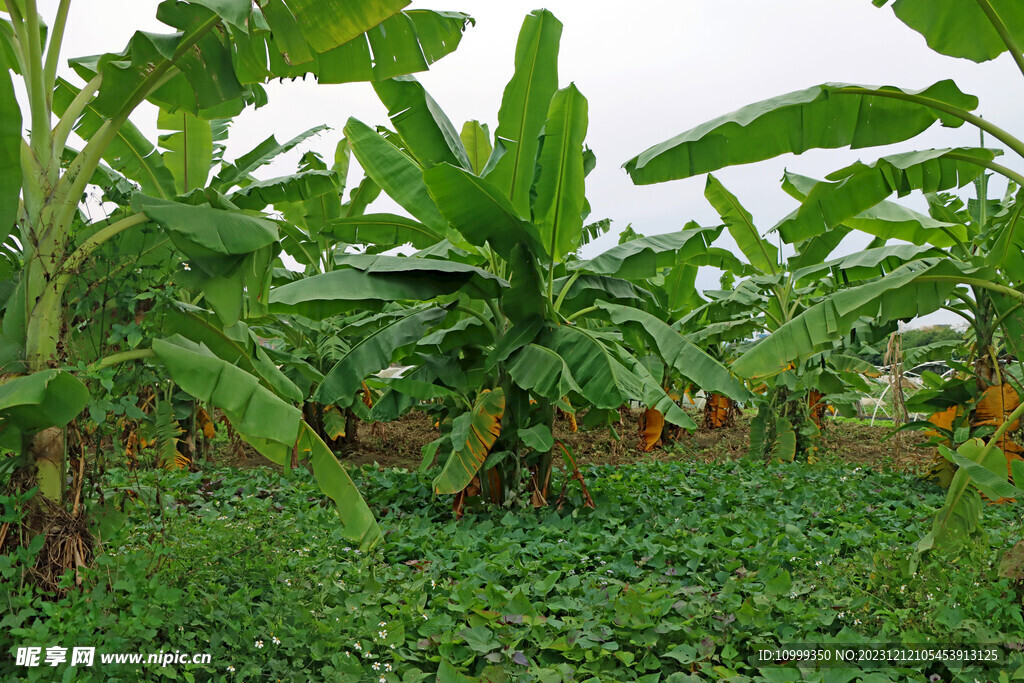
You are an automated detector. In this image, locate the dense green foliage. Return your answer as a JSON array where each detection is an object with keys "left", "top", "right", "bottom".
[{"left": 3, "top": 458, "right": 1022, "bottom": 681}]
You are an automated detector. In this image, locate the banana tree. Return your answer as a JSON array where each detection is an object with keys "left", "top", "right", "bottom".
[
  {"left": 281, "top": 9, "right": 749, "bottom": 510},
  {"left": 0, "top": 0, "right": 473, "bottom": 564}
]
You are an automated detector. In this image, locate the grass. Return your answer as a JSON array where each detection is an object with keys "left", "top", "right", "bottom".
[{"left": 3, "top": 454, "right": 1023, "bottom": 681}]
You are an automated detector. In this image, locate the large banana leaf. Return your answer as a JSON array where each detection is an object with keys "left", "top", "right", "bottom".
[
  {"left": 704, "top": 175, "right": 778, "bottom": 274},
  {"left": 487, "top": 9, "right": 561, "bottom": 215},
  {"left": 132, "top": 195, "right": 279, "bottom": 271},
  {"left": 572, "top": 224, "right": 722, "bottom": 280},
  {"left": 781, "top": 171, "right": 967, "bottom": 250},
  {"left": 792, "top": 243, "right": 940, "bottom": 285},
  {"left": 320, "top": 214, "right": 443, "bottom": 249},
  {"left": 434, "top": 389, "right": 505, "bottom": 495},
  {"left": 153, "top": 336, "right": 381, "bottom": 548},
  {"left": 230, "top": 170, "right": 339, "bottom": 211},
  {"left": 269, "top": 260, "right": 503, "bottom": 319},
  {"left": 777, "top": 148, "right": 994, "bottom": 243},
  {"left": 314, "top": 306, "right": 448, "bottom": 406},
  {"left": 549, "top": 326, "right": 643, "bottom": 410},
  {"left": 345, "top": 118, "right": 448, "bottom": 232},
  {"left": 372, "top": 76, "right": 471, "bottom": 169},
  {"left": 553, "top": 274, "right": 654, "bottom": 311},
  {"left": 158, "top": 108, "right": 214, "bottom": 195},
  {"left": 506, "top": 344, "right": 582, "bottom": 402},
  {"left": 596, "top": 302, "right": 752, "bottom": 401},
  {"left": 732, "top": 259, "right": 987, "bottom": 378},
  {"left": 534, "top": 84, "right": 589, "bottom": 263},
  {"left": 873, "top": 0, "right": 1024, "bottom": 63},
  {"left": 161, "top": 303, "right": 303, "bottom": 402},
  {"left": 249, "top": 9, "right": 471, "bottom": 83},
  {"left": 0, "top": 371, "right": 90, "bottom": 449},
  {"left": 70, "top": 2, "right": 250, "bottom": 119},
  {"left": 54, "top": 78, "right": 176, "bottom": 200},
  {"left": 423, "top": 163, "right": 546, "bottom": 259},
  {"left": 625, "top": 81, "right": 978, "bottom": 184},
  {"left": 335, "top": 254, "right": 507, "bottom": 300},
  {"left": 0, "top": 49, "right": 19, "bottom": 238}
]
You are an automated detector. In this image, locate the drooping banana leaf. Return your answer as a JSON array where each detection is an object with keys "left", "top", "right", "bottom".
[
  {"left": 571, "top": 224, "right": 722, "bottom": 280},
  {"left": 320, "top": 214, "right": 443, "bottom": 249},
  {"left": 506, "top": 343, "right": 582, "bottom": 403},
  {"left": 0, "top": 371, "right": 90, "bottom": 449},
  {"left": 314, "top": 305, "right": 448, "bottom": 406},
  {"left": 423, "top": 163, "right": 546, "bottom": 259},
  {"left": 732, "top": 258, "right": 990, "bottom": 378},
  {"left": 776, "top": 148, "right": 994, "bottom": 243},
  {"left": 153, "top": 336, "right": 381, "bottom": 548},
  {"left": 625, "top": 80, "right": 978, "bottom": 184},
  {"left": 872, "top": 0, "right": 1024, "bottom": 63},
  {"left": 433, "top": 388, "right": 505, "bottom": 494},
  {"left": 230, "top": 170, "right": 339, "bottom": 211},
  {"left": 372, "top": 75, "right": 471, "bottom": 169},
  {"left": 595, "top": 302, "right": 752, "bottom": 401},
  {"left": 212, "top": 125, "right": 329, "bottom": 191}
]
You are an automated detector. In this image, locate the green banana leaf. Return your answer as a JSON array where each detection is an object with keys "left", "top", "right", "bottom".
[
  {"left": 250, "top": 9, "right": 471, "bottom": 83},
  {"left": 158, "top": 108, "right": 214, "bottom": 195},
  {"left": 506, "top": 343, "right": 583, "bottom": 402},
  {"left": 345, "top": 117, "right": 448, "bottom": 231},
  {"left": 625, "top": 80, "right": 978, "bottom": 184},
  {"left": 732, "top": 258, "right": 986, "bottom": 378},
  {"left": 873, "top": 0, "right": 1024, "bottom": 63},
  {"left": 534, "top": 84, "right": 589, "bottom": 263},
  {"left": 792, "top": 243, "right": 941, "bottom": 285},
  {"left": 571, "top": 224, "right": 722, "bottom": 280},
  {"left": 596, "top": 302, "right": 752, "bottom": 401},
  {"left": 423, "top": 163, "right": 546, "bottom": 259},
  {"left": 213, "top": 125, "right": 329, "bottom": 190},
  {"left": 372, "top": 75, "right": 471, "bottom": 169},
  {"left": 777, "top": 148, "right": 994, "bottom": 243},
  {"left": 321, "top": 214, "right": 443, "bottom": 249},
  {"left": 314, "top": 306, "right": 448, "bottom": 406},
  {"left": 230, "top": 170, "right": 339, "bottom": 211},
  {"left": 487, "top": 9, "right": 562, "bottom": 216},
  {"left": 0, "top": 371, "right": 90, "bottom": 449},
  {"left": 460, "top": 121, "right": 492, "bottom": 175},
  {"left": 704, "top": 175, "right": 778, "bottom": 275},
  {"left": 153, "top": 336, "right": 381, "bottom": 548},
  {"left": 0, "top": 48, "right": 20, "bottom": 237}
]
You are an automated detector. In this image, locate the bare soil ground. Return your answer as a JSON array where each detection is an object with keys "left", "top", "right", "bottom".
[{"left": 327, "top": 409, "right": 934, "bottom": 473}]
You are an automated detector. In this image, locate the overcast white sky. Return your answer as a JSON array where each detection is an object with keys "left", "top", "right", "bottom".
[{"left": 45, "top": 1, "right": 1024, "bottom": 328}]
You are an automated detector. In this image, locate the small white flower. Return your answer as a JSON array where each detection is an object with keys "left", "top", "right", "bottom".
[
  {"left": 354, "top": 642, "right": 362, "bottom": 651},
  {"left": 854, "top": 619, "right": 862, "bottom": 625},
  {"left": 899, "top": 585, "right": 906, "bottom": 593},
  {"left": 385, "top": 664, "right": 392, "bottom": 672},
  {"left": 255, "top": 640, "right": 264, "bottom": 648},
  {"left": 380, "top": 677, "right": 386, "bottom": 683},
  {"left": 272, "top": 636, "right": 281, "bottom": 645},
  {"left": 389, "top": 644, "right": 395, "bottom": 649},
  {"left": 372, "top": 662, "right": 380, "bottom": 671},
  {"left": 815, "top": 560, "right": 822, "bottom": 567},
  {"left": 379, "top": 621, "right": 387, "bottom": 627},
  {"left": 430, "top": 580, "right": 436, "bottom": 588},
  {"left": 227, "top": 665, "right": 236, "bottom": 673},
  {"left": 926, "top": 593, "right": 934, "bottom": 600},
  {"left": 378, "top": 630, "right": 387, "bottom": 639},
  {"left": 285, "top": 578, "right": 292, "bottom": 586},
  {"left": 422, "top": 614, "right": 428, "bottom": 620}
]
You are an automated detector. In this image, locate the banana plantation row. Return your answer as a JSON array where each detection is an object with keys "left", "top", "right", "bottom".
[{"left": 1, "top": 0, "right": 1023, "bottom": 581}]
